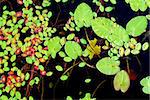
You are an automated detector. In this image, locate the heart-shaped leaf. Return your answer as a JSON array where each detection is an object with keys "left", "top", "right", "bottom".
[
  {"left": 140, "top": 76, "right": 150, "bottom": 94},
  {"left": 113, "top": 70, "right": 130, "bottom": 93},
  {"left": 74, "top": 2, "right": 93, "bottom": 28}
]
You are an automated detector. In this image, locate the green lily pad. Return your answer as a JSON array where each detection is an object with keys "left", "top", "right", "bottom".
[
  {"left": 48, "top": 36, "right": 62, "bottom": 58},
  {"left": 142, "top": 86, "right": 150, "bottom": 94},
  {"left": 113, "top": 70, "right": 130, "bottom": 93},
  {"left": 140, "top": 76, "right": 150, "bottom": 87},
  {"left": 96, "top": 57, "right": 120, "bottom": 75},
  {"left": 92, "top": 17, "right": 129, "bottom": 46},
  {"left": 65, "top": 41, "right": 82, "bottom": 59},
  {"left": 126, "top": 16, "right": 148, "bottom": 37},
  {"left": 66, "top": 96, "right": 73, "bottom": 100},
  {"left": 74, "top": 2, "right": 93, "bottom": 28},
  {"left": 140, "top": 76, "right": 150, "bottom": 94}
]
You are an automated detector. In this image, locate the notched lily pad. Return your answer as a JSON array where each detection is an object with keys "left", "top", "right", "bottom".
[
  {"left": 96, "top": 57, "right": 120, "bottom": 75},
  {"left": 74, "top": 2, "right": 93, "bottom": 28},
  {"left": 92, "top": 17, "right": 129, "bottom": 46},
  {"left": 140, "top": 76, "right": 150, "bottom": 94},
  {"left": 48, "top": 36, "right": 62, "bottom": 58},
  {"left": 113, "top": 70, "right": 130, "bottom": 93}
]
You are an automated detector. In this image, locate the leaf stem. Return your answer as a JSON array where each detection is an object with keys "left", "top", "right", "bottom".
[
  {"left": 126, "top": 58, "right": 130, "bottom": 73},
  {"left": 62, "top": 61, "right": 80, "bottom": 75},
  {"left": 92, "top": 80, "right": 106, "bottom": 97},
  {"left": 135, "top": 56, "right": 142, "bottom": 68},
  {"left": 41, "top": 77, "right": 44, "bottom": 100},
  {"left": 80, "top": 57, "right": 95, "bottom": 69},
  {"left": 26, "top": 66, "right": 34, "bottom": 97}
]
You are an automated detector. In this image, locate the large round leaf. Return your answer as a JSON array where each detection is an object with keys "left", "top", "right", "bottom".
[
  {"left": 96, "top": 57, "right": 120, "bottom": 75},
  {"left": 92, "top": 17, "right": 129, "bottom": 46},
  {"left": 126, "top": 16, "right": 148, "bottom": 37},
  {"left": 92, "top": 17, "right": 113, "bottom": 38},
  {"left": 113, "top": 70, "right": 130, "bottom": 93},
  {"left": 74, "top": 2, "right": 93, "bottom": 28},
  {"left": 65, "top": 41, "right": 82, "bottom": 59}
]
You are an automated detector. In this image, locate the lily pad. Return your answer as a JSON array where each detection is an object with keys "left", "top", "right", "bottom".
[
  {"left": 140, "top": 76, "right": 150, "bottom": 87},
  {"left": 65, "top": 41, "right": 82, "bottom": 59},
  {"left": 142, "top": 86, "right": 150, "bottom": 94},
  {"left": 126, "top": 16, "right": 148, "bottom": 37},
  {"left": 140, "top": 76, "right": 150, "bottom": 94},
  {"left": 48, "top": 36, "right": 62, "bottom": 58},
  {"left": 92, "top": 17, "right": 129, "bottom": 46},
  {"left": 96, "top": 57, "right": 120, "bottom": 75},
  {"left": 74, "top": 2, "right": 93, "bottom": 28},
  {"left": 113, "top": 70, "right": 130, "bottom": 93}
]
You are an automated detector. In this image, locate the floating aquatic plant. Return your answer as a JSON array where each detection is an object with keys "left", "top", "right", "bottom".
[
  {"left": 140, "top": 76, "right": 150, "bottom": 94},
  {"left": 113, "top": 70, "right": 130, "bottom": 93},
  {"left": 96, "top": 57, "right": 120, "bottom": 75}
]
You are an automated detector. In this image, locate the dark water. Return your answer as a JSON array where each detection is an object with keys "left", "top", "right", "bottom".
[{"left": 0, "top": 0, "right": 149, "bottom": 100}]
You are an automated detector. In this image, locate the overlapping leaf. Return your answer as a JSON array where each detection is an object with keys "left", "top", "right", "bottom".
[
  {"left": 140, "top": 76, "right": 150, "bottom": 94},
  {"left": 92, "top": 17, "right": 129, "bottom": 46},
  {"left": 125, "top": 0, "right": 149, "bottom": 12}
]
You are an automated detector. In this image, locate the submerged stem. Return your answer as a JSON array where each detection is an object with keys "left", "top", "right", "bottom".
[
  {"left": 41, "top": 78, "right": 44, "bottom": 100},
  {"left": 126, "top": 58, "right": 130, "bottom": 74},
  {"left": 80, "top": 57, "right": 95, "bottom": 69},
  {"left": 53, "top": 61, "right": 79, "bottom": 99},
  {"left": 92, "top": 80, "right": 106, "bottom": 97}
]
